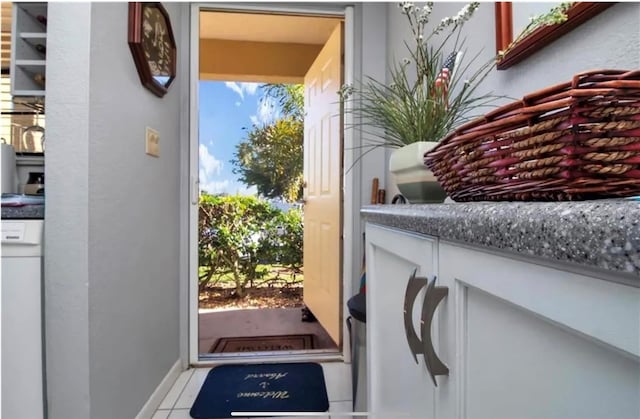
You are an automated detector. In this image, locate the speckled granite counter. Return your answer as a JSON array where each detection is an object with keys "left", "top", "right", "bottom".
[
  {"left": 362, "top": 199, "right": 640, "bottom": 280},
  {"left": 1, "top": 205, "right": 44, "bottom": 219},
  {"left": 2, "top": 194, "right": 45, "bottom": 220}
]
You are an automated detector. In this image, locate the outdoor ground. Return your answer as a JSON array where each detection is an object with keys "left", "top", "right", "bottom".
[
  {"left": 198, "top": 265, "right": 304, "bottom": 310},
  {"left": 199, "top": 283, "right": 303, "bottom": 309},
  {"left": 196, "top": 267, "right": 339, "bottom": 352}
]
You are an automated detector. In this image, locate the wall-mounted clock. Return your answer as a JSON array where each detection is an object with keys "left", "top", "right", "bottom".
[{"left": 128, "top": 2, "right": 176, "bottom": 98}]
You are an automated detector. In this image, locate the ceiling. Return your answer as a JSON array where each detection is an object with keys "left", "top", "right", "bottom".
[
  {"left": 200, "top": 11, "right": 341, "bottom": 45},
  {"left": 0, "top": 6, "right": 342, "bottom": 71}
]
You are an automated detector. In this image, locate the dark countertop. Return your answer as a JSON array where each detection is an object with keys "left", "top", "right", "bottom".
[
  {"left": 1, "top": 205, "right": 45, "bottom": 220},
  {"left": 1, "top": 194, "right": 45, "bottom": 220},
  {"left": 361, "top": 199, "right": 640, "bottom": 280}
]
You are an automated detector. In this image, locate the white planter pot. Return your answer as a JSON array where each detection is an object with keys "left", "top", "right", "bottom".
[{"left": 389, "top": 141, "right": 447, "bottom": 204}]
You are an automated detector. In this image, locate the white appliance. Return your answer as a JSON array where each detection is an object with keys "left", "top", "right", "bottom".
[
  {"left": 1, "top": 143, "right": 17, "bottom": 194},
  {"left": 2, "top": 220, "right": 45, "bottom": 419}
]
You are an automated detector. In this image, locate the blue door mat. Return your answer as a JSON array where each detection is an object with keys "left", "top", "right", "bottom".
[{"left": 190, "top": 362, "right": 329, "bottom": 418}]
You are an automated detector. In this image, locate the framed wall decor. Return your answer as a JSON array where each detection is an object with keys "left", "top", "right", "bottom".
[
  {"left": 495, "top": 2, "right": 615, "bottom": 70},
  {"left": 128, "top": 2, "right": 177, "bottom": 97}
]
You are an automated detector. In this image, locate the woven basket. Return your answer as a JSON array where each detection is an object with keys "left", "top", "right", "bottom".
[{"left": 424, "top": 69, "right": 640, "bottom": 201}]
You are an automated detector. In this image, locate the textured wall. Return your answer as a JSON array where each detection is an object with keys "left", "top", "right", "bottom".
[
  {"left": 87, "top": 2, "right": 182, "bottom": 418},
  {"left": 490, "top": 2, "right": 640, "bottom": 98},
  {"left": 383, "top": 2, "right": 640, "bottom": 192},
  {"left": 45, "top": 2, "right": 185, "bottom": 418},
  {"left": 45, "top": 4, "right": 92, "bottom": 418},
  {"left": 387, "top": 2, "right": 640, "bottom": 102}
]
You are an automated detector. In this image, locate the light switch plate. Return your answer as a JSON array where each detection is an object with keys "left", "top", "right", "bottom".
[{"left": 145, "top": 127, "right": 159, "bottom": 157}]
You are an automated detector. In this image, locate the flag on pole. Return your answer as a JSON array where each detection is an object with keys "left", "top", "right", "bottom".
[{"left": 434, "top": 51, "right": 459, "bottom": 106}]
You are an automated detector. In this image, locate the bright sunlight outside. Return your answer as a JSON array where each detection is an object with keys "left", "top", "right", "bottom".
[{"left": 198, "top": 81, "right": 305, "bottom": 310}]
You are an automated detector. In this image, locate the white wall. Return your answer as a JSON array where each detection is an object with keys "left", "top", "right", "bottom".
[
  {"left": 382, "top": 2, "right": 640, "bottom": 193},
  {"left": 489, "top": 2, "right": 640, "bottom": 98},
  {"left": 347, "top": 3, "right": 389, "bottom": 295},
  {"left": 45, "top": 4, "right": 91, "bottom": 417},
  {"left": 45, "top": 2, "right": 186, "bottom": 418}
]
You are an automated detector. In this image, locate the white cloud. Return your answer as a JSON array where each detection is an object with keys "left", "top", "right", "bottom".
[
  {"left": 235, "top": 101, "right": 241, "bottom": 107},
  {"left": 250, "top": 97, "right": 280, "bottom": 126},
  {"left": 224, "top": 82, "right": 260, "bottom": 101},
  {"left": 199, "top": 144, "right": 223, "bottom": 177},
  {"left": 229, "top": 183, "right": 258, "bottom": 197},
  {"left": 200, "top": 180, "right": 230, "bottom": 195},
  {"left": 225, "top": 82, "right": 243, "bottom": 99},
  {"left": 242, "top": 83, "right": 259, "bottom": 96},
  {"left": 199, "top": 144, "right": 226, "bottom": 194},
  {"left": 198, "top": 144, "right": 257, "bottom": 196}
]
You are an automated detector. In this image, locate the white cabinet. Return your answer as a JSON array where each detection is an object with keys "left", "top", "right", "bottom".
[
  {"left": 365, "top": 223, "right": 640, "bottom": 419},
  {"left": 11, "top": 2, "right": 47, "bottom": 96},
  {"left": 365, "top": 224, "right": 438, "bottom": 419},
  {"left": 437, "top": 243, "right": 640, "bottom": 419}
]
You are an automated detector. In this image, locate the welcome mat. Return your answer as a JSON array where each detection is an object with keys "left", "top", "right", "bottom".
[
  {"left": 210, "top": 334, "right": 315, "bottom": 353},
  {"left": 190, "top": 362, "right": 329, "bottom": 418}
]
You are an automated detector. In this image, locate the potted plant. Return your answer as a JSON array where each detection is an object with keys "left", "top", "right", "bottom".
[
  {"left": 342, "top": 2, "right": 575, "bottom": 203},
  {"left": 342, "top": 2, "right": 497, "bottom": 203}
]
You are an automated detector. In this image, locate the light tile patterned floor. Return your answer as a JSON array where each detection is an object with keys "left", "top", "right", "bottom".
[{"left": 153, "top": 362, "right": 353, "bottom": 419}]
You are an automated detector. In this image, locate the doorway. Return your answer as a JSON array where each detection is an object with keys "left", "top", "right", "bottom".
[{"left": 189, "top": 5, "right": 351, "bottom": 364}]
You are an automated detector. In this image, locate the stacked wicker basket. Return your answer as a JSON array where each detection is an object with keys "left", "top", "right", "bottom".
[{"left": 424, "top": 70, "right": 640, "bottom": 201}]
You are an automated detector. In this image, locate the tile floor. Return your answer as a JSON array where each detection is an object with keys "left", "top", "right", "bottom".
[
  {"left": 152, "top": 361, "right": 353, "bottom": 419},
  {"left": 199, "top": 308, "right": 338, "bottom": 353}
]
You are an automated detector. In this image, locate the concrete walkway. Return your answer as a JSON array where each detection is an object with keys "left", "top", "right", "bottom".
[{"left": 198, "top": 307, "right": 338, "bottom": 353}]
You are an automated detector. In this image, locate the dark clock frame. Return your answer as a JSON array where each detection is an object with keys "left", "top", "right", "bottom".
[{"left": 128, "top": 2, "right": 176, "bottom": 98}]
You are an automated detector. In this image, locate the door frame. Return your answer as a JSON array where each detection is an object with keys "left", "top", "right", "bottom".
[{"left": 186, "top": 2, "right": 367, "bottom": 366}]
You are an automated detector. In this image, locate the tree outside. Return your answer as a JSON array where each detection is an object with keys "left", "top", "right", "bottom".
[
  {"left": 232, "top": 84, "right": 304, "bottom": 203},
  {"left": 199, "top": 194, "right": 303, "bottom": 298},
  {"left": 198, "top": 83, "right": 305, "bottom": 309}
]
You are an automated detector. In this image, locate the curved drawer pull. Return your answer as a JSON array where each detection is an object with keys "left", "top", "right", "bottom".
[
  {"left": 420, "top": 276, "right": 449, "bottom": 386},
  {"left": 403, "top": 269, "right": 427, "bottom": 364}
]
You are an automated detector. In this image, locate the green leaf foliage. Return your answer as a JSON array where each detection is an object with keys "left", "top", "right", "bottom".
[
  {"left": 232, "top": 84, "right": 304, "bottom": 203},
  {"left": 198, "top": 194, "right": 303, "bottom": 296},
  {"left": 341, "top": 2, "right": 504, "bottom": 168},
  {"left": 262, "top": 84, "right": 304, "bottom": 120}
]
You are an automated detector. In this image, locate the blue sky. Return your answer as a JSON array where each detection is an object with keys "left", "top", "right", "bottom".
[{"left": 198, "top": 81, "right": 280, "bottom": 195}]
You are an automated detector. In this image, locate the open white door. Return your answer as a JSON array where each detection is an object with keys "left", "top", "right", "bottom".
[{"left": 302, "top": 23, "right": 343, "bottom": 346}]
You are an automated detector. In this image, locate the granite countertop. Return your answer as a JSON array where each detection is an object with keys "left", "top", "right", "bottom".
[
  {"left": 361, "top": 199, "right": 640, "bottom": 280},
  {"left": 1, "top": 205, "right": 45, "bottom": 219},
  {"left": 1, "top": 194, "right": 45, "bottom": 220}
]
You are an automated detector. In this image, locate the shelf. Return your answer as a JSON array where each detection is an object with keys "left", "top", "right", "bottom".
[
  {"left": 19, "top": 33, "right": 46, "bottom": 40},
  {"left": 10, "top": 2, "right": 47, "bottom": 97},
  {"left": 15, "top": 59, "right": 46, "bottom": 68},
  {"left": 11, "top": 90, "right": 45, "bottom": 97},
  {"left": 18, "top": 3, "right": 47, "bottom": 19}
]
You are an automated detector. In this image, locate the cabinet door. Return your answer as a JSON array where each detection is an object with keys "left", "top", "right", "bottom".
[
  {"left": 366, "top": 223, "right": 439, "bottom": 419},
  {"left": 437, "top": 243, "right": 640, "bottom": 419}
]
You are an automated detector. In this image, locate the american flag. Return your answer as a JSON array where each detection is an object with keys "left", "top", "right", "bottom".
[{"left": 434, "top": 51, "right": 459, "bottom": 105}]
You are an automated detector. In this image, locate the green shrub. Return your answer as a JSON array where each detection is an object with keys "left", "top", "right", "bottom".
[
  {"left": 261, "top": 208, "right": 303, "bottom": 270},
  {"left": 198, "top": 194, "right": 303, "bottom": 296}
]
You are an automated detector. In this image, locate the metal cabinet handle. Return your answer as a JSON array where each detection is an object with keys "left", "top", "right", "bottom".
[
  {"left": 420, "top": 277, "right": 449, "bottom": 386},
  {"left": 403, "top": 269, "right": 427, "bottom": 364}
]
